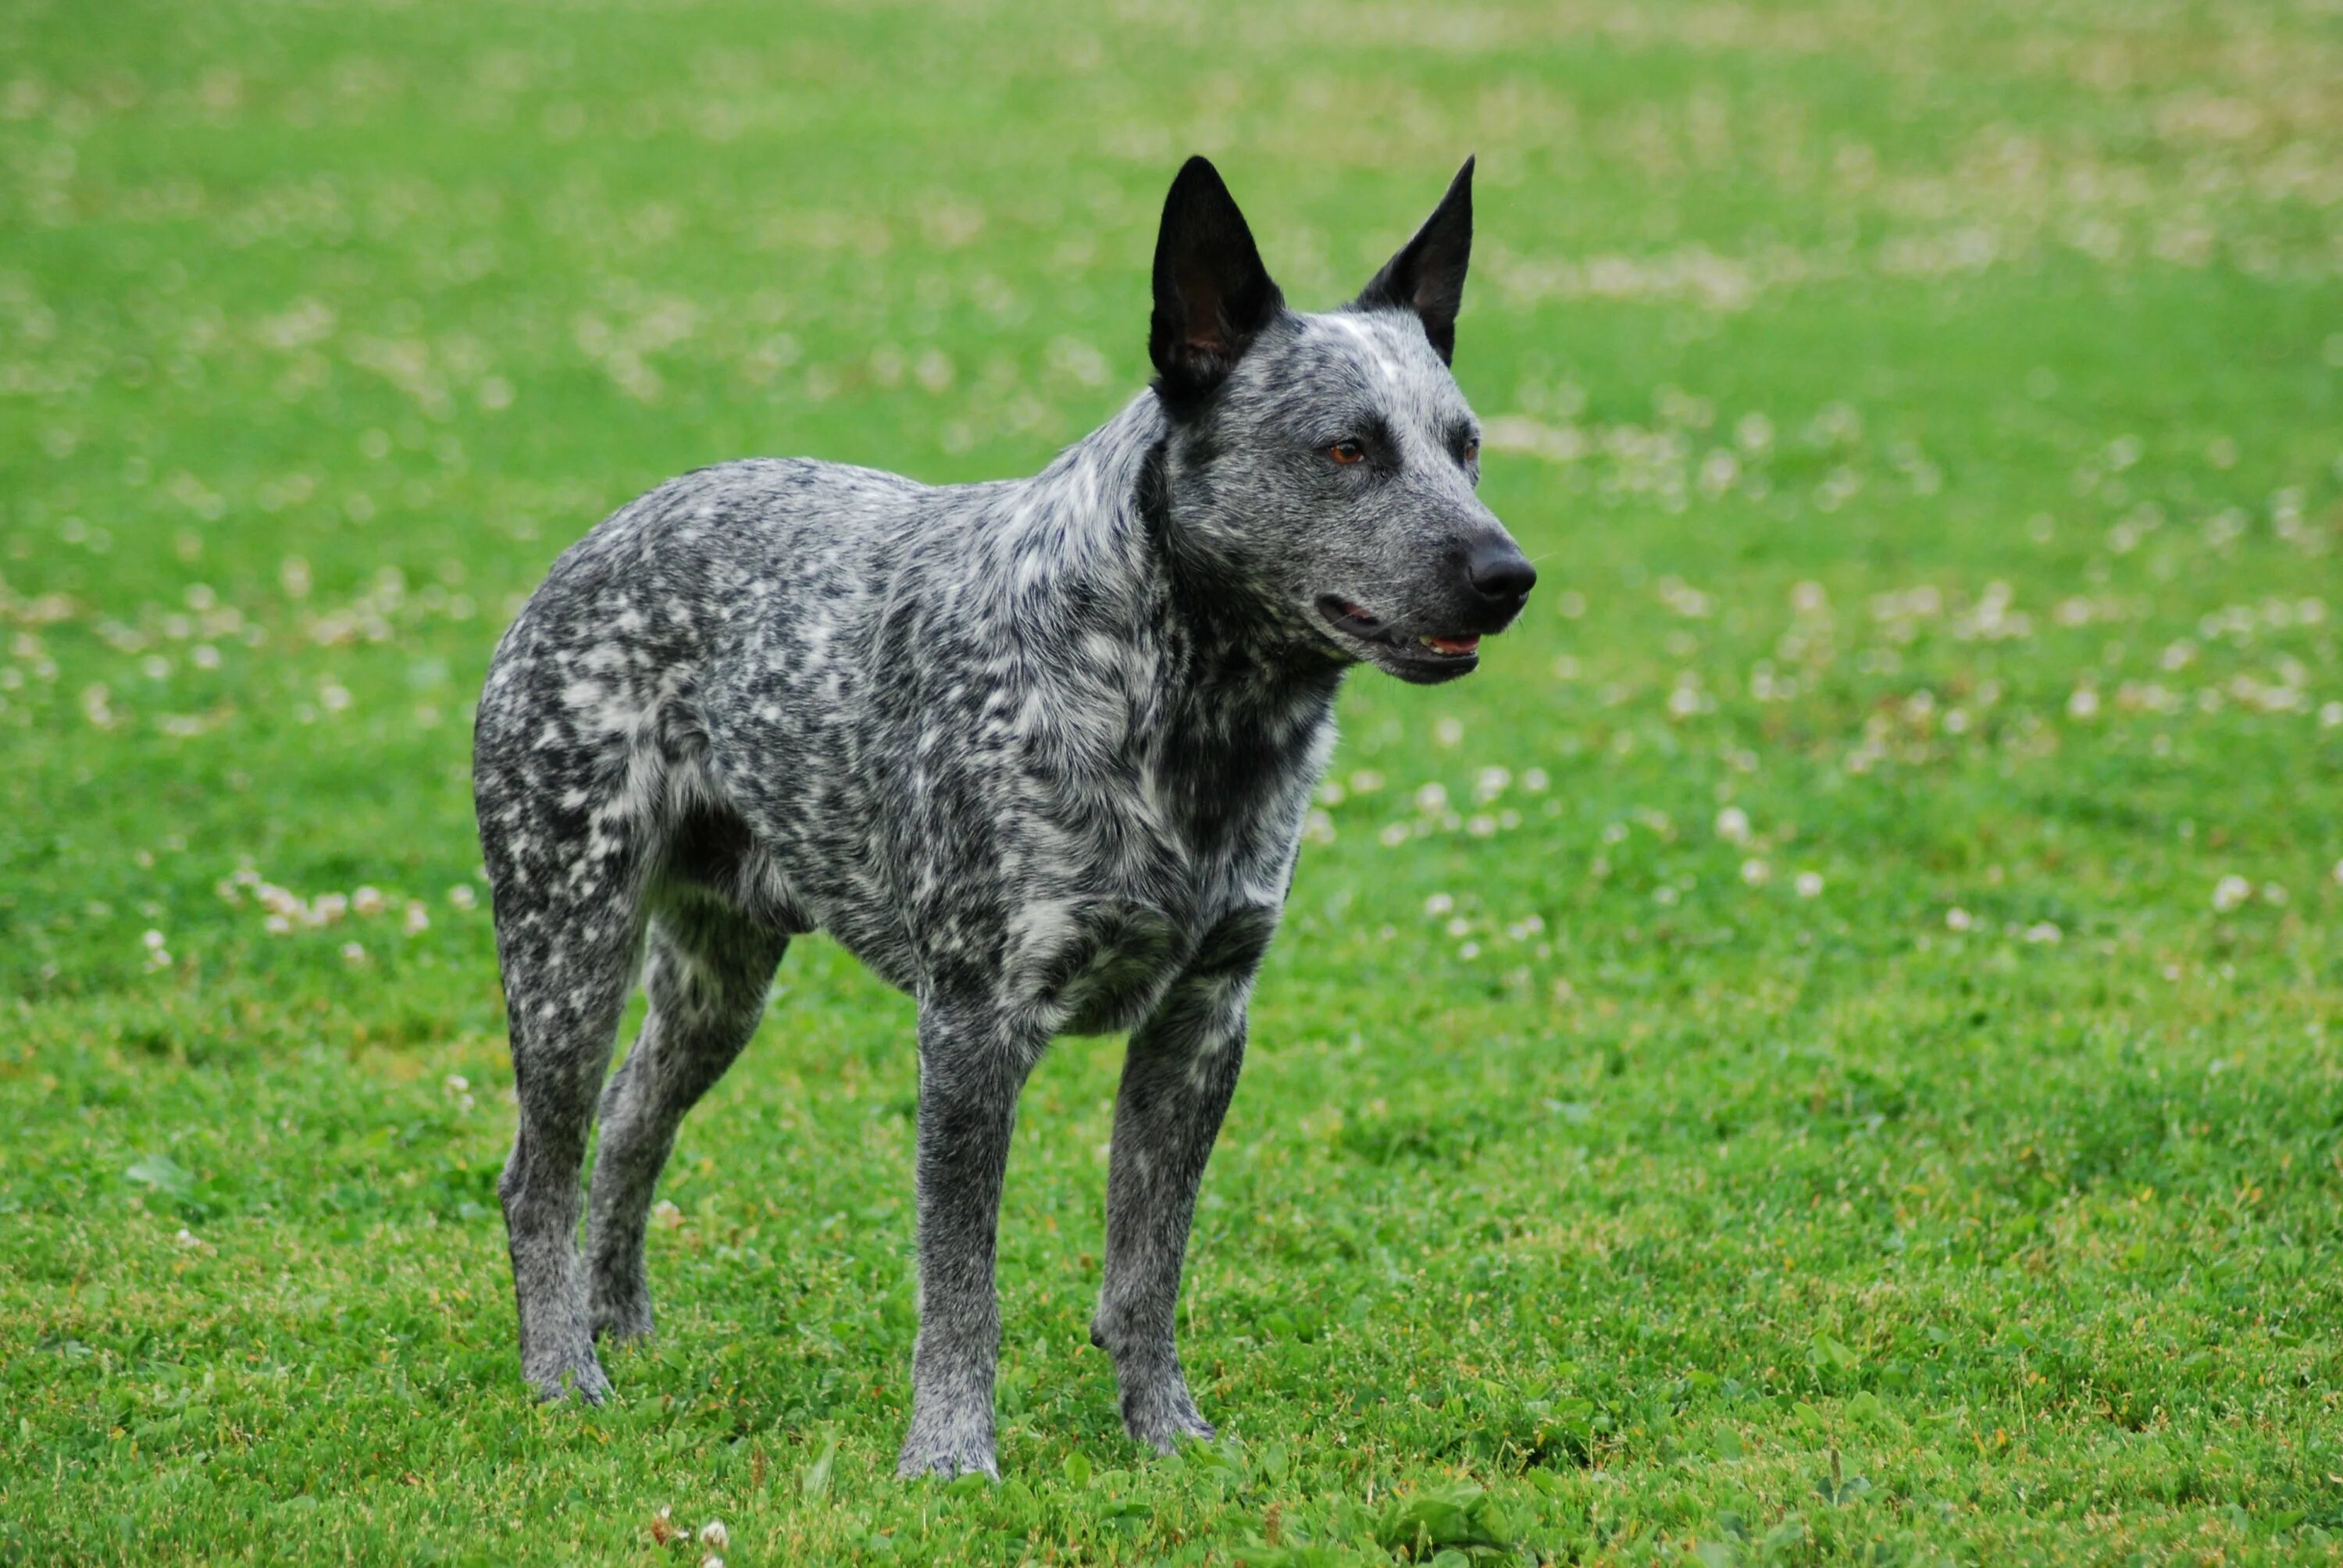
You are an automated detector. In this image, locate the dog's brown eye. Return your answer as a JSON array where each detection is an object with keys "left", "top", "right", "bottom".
[
  {"left": 1462, "top": 438, "right": 1480, "bottom": 462},
  {"left": 1328, "top": 440, "right": 1365, "bottom": 465}
]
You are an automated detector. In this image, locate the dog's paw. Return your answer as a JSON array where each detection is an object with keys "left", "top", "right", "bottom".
[
  {"left": 895, "top": 1435, "right": 1000, "bottom": 1481},
  {"left": 1122, "top": 1379, "right": 1214, "bottom": 1454},
  {"left": 525, "top": 1349, "right": 613, "bottom": 1406},
  {"left": 897, "top": 1404, "right": 1000, "bottom": 1481}
]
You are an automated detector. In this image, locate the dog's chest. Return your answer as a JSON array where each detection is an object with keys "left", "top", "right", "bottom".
[{"left": 1009, "top": 692, "right": 1332, "bottom": 1032}]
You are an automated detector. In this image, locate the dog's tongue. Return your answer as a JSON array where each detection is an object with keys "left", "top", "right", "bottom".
[{"left": 1421, "top": 633, "right": 1480, "bottom": 656}]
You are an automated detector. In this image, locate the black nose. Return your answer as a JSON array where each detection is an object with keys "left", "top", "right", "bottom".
[{"left": 1465, "top": 537, "right": 1536, "bottom": 601}]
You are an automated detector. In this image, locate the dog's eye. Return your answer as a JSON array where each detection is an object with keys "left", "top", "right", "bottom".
[
  {"left": 1327, "top": 440, "right": 1366, "bottom": 465},
  {"left": 1462, "top": 437, "right": 1481, "bottom": 463}
]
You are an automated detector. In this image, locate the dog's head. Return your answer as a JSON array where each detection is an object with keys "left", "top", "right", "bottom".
[{"left": 1146, "top": 156, "right": 1532, "bottom": 684}]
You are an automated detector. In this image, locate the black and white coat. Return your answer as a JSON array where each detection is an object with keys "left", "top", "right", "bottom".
[{"left": 473, "top": 156, "right": 1533, "bottom": 1477}]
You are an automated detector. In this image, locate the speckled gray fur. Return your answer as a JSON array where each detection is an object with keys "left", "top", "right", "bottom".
[{"left": 473, "top": 157, "right": 1532, "bottom": 1478}]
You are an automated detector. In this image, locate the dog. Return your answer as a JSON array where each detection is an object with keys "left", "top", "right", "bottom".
[{"left": 472, "top": 155, "right": 1533, "bottom": 1478}]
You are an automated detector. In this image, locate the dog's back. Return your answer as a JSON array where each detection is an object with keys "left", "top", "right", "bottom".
[{"left": 473, "top": 400, "right": 1188, "bottom": 987}]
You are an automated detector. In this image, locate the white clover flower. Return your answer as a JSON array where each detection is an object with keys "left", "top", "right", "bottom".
[
  {"left": 1521, "top": 767, "right": 1550, "bottom": 793},
  {"left": 2024, "top": 922, "right": 2062, "bottom": 944},
  {"left": 2067, "top": 687, "right": 2100, "bottom": 720},
  {"left": 652, "top": 1200, "right": 685, "bottom": 1231},
  {"left": 404, "top": 900, "right": 431, "bottom": 934},
  {"left": 1433, "top": 716, "right": 1464, "bottom": 747},
  {"left": 351, "top": 886, "right": 386, "bottom": 917},
  {"left": 1377, "top": 822, "right": 1410, "bottom": 848},
  {"left": 1414, "top": 782, "right": 1449, "bottom": 814},
  {"left": 1348, "top": 768, "right": 1385, "bottom": 794},
  {"left": 341, "top": 941, "right": 366, "bottom": 964},
  {"left": 1301, "top": 809, "right": 1336, "bottom": 845},
  {"left": 1714, "top": 806, "right": 1751, "bottom": 843},
  {"left": 447, "top": 884, "right": 478, "bottom": 910},
  {"left": 1741, "top": 857, "right": 1770, "bottom": 886},
  {"left": 699, "top": 1520, "right": 729, "bottom": 1550},
  {"left": 1473, "top": 765, "right": 1510, "bottom": 803},
  {"left": 1794, "top": 871, "right": 1824, "bottom": 899},
  {"left": 2211, "top": 875, "right": 2252, "bottom": 913},
  {"left": 1445, "top": 917, "right": 1471, "bottom": 939},
  {"left": 142, "top": 929, "right": 166, "bottom": 951},
  {"left": 1945, "top": 907, "right": 1975, "bottom": 932},
  {"left": 1425, "top": 893, "right": 1454, "bottom": 917}
]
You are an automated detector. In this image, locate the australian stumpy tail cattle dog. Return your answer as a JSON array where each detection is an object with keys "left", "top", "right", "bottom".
[{"left": 473, "top": 155, "right": 1534, "bottom": 1478}]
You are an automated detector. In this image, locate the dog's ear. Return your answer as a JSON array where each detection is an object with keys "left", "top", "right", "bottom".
[
  {"left": 1150, "top": 156, "right": 1283, "bottom": 402},
  {"left": 1354, "top": 156, "right": 1473, "bottom": 363}
]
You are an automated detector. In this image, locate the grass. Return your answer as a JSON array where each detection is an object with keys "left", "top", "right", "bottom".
[{"left": 4, "top": 0, "right": 2342, "bottom": 1561}]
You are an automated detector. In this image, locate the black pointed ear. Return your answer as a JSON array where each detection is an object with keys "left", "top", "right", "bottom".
[
  {"left": 1355, "top": 156, "right": 1474, "bottom": 363},
  {"left": 1149, "top": 156, "right": 1283, "bottom": 402}
]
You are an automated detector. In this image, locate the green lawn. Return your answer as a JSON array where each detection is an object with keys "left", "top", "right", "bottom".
[{"left": 5, "top": 0, "right": 2343, "bottom": 1562}]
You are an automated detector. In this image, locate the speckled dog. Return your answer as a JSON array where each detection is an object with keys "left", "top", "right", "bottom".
[{"left": 473, "top": 155, "right": 1533, "bottom": 1478}]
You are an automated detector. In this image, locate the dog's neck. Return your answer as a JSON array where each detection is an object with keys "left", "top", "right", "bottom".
[
  {"left": 1014, "top": 391, "right": 1346, "bottom": 825},
  {"left": 1039, "top": 391, "right": 1346, "bottom": 705}
]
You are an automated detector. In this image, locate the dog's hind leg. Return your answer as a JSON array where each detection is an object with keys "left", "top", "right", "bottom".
[
  {"left": 586, "top": 897, "right": 786, "bottom": 1344},
  {"left": 483, "top": 794, "right": 651, "bottom": 1405}
]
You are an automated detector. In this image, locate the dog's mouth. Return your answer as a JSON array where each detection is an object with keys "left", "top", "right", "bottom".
[{"left": 1315, "top": 597, "right": 1485, "bottom": 681}]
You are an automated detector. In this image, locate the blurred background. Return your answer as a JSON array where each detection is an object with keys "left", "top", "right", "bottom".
[
  {"left": 4, "top": 0, "right": 2341, "bottom": 1562},
  {"left": 4, "top": 0, "right": 2337, "bottom": 983}
]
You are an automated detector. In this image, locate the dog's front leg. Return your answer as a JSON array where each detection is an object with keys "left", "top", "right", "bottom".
[
  {"left": 897, "top": 994, "right": 1043, "bottom": 1480},
  {"left": 1093, "top": 963, "right": 1254, "bottom": 1452}
]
